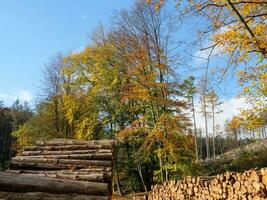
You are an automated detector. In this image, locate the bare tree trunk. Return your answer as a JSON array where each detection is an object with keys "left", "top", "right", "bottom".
[
  {"left": 165, "top": 155, "right": 168, "bottom": 182},
  {"left": 192, "top": 97, "right": 198, "bottom": 162},
  {"left": 159, "top": 157, "right": 164, "bottom": 183},
  {"left": 54, "top": 97, "right": 60, "bottom": 135},
  {"left": 203, "top": 96, "right": 210, "bottom": 160},
  {"left": 212, "top": 105, "right": 216, "bottom": 160},
  {"left": 199, "top": 129, "right": 203, "bottom": 160},
  {"left": 115, "top": 173, "right": 122, "bottom": 196},
  {"left": 219, "top": 135, "right": 223, "bottom": 155},
  {"left": 137, "top": 161, "right": 147, "bottom": 192}
]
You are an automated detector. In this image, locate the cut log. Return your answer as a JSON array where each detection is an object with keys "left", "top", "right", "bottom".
[
  {"left": 21, "top": 149, "right": 112, "bottom": 156},
  {"left": 6, "top": 166, "right": 112, "bottom": 173},
  {"left": 5, "top": 169, "right": 112, "bottom": 177},
  {"left": 10, "top": 161, "right": 113, "bottom": 170},
  {"left": 0, "top": 192, "right": 109, "bottom": 200},
  {"left": 21, "top": 153, "right": 112, "bottom": 160},
  {"left": 12, "top": 157, "right": 112, "bottom": 166},
  {"left": 0, "top": 172, "right": 109, "bottom": 196},
  {"left": 24, "top": 144, "right": 113, "bottom": 151},
  {"left": 78, "top": 167, "right": 112, "bottom": 172},
  {"left": 10, "top": 161, "right": 84, "bottom": 170},
  {"left": 4, "top": 172, "right": 105, "bottom": 182},
  {"left": 35, "top": 139, "right": 114, "bottom": 147}
]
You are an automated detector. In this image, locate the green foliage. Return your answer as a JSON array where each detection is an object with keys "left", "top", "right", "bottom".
[
  {"left": 0, "top": 107, "right": 14, "bottom": 168},
  {"left": 12, "top": 100, "right": 64, "bottom": 149},
  {"left": 0, "top": 100, "right": 33, "bottom": 168}
]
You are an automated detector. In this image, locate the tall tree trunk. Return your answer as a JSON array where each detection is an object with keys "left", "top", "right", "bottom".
[
  {"left": 115, "top": 173, "right": 122, "bottom": 196},
  {"left": 136, "top": 161, "right": 147, "bottom": 192},
  {"left": 54, "top": 98, "right": 60, "bottom": 136},
  {"left": 159, "top": 157, "right": 164, "bottom": 183},
  {"left": 191, "top": 97, "right": 198, "bottom": 162},
  {"left": 203, "top": 96, "right": 210, "bottom": 160},
  {"left": 212, "top": 105, "right": 216, "bottom": 160},
  {"left": 218, "top": 135, "right": 223, "bottom": 155},
  {"left": 199, "top": 129, "right": 203, "bottom": 160},
  {"left": 165, "top": 155, "right": 168, "bottom": 182}
]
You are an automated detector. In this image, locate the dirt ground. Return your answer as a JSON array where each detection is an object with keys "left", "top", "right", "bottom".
[{"left": 112, "top": 193, "right": 149, "bottom": 200}]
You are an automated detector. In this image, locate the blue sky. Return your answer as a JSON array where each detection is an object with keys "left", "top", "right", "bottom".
[
  {"left": 0, "top": 0, "right": 133, "bottom": 105},
  {"left": 0, "top": 0, "right": 249, "bottom": 131}
]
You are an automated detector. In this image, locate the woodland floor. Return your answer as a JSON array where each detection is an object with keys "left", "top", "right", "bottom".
[{"left": 112, "top": 193, "right": 149, "bottom": 200}]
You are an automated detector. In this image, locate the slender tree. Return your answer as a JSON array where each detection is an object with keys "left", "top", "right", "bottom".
[
  {"left": 206, "top": 90, "right": 222, "bottom": 159},
  {"left": 199, "top": 77, "right": 211, "bottom": 160},
  {"left": 182, "top": 76, "right": 199, "bottom": 161}
]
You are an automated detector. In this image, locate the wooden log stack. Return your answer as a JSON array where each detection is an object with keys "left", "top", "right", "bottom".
[
  {"left": 0, "top": 138, "right": 115, "bottom": 200},
  {"left": 148, "top": 168, "right": 267, "bottom": 200}
]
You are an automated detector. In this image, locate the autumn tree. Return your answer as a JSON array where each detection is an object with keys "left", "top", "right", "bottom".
[
  {"left": 41, "top": 53, "right": 69, "bottom": 138},
  {"left": 228, "top": 115, "right": 242, "bottom": 144},
  {"left": 111, "top": 1, "right": 193, "bottom": 184},
  {"left": 61, "top": 1, "right": 194, "bottom": 191}
]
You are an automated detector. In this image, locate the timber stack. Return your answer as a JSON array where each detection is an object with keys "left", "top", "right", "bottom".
[
  {"left": 0, "top": 138, "right": 115, "bottom": 200},
  {"left": 148, "top": 168, "right": 267, "bottom": 200}
]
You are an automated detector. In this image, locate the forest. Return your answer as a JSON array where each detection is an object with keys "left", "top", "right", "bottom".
[{"left": 0, "top": 0, "right": 266, "bottom": 197}]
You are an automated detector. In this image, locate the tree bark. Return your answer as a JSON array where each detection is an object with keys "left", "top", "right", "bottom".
[
  {"left": 5, "top": 171, "right": 106, "bottom": 182},
  {"left": 203, "top": 95, "right": 210, "bottom": 160},
  {"left": 35, "top": 139, "right": 114, "bottom": 146},
  {"left": 137, "top": 161, "right": 147, "bottom": 192},
  {"left": 0, "top": 192, "right": 109, "bottom": 200},
  {"left": 11, "top": 157, "right": 111, "bottom": 167},
  {"left": 0, "top": 172, "right": 109, "bottom": 196},
  {"left": 192, "top": 96, "right": 199, "bottom": 162},
  {"left": 212, "top": 105, "right": 216, "bottom": 160},
  {"left": 19, "top": 153, "right": 112, "bottom": 160},
  {"left": 24, "top": 144, "right": 113, "bottom": 151},
  {"left": 21, "top": 149, "right": 111, "bottom": 156}
]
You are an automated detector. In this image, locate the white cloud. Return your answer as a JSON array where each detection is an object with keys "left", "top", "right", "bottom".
[
  {"left": 0, "top": 93, "right": 11, "bottom": 99},
  {"left": 192, "top": 42, "right": 223, "bottom": 66},
  {"left": 192, "top": 25, "right": 231, "bottom": 66},
  {"left": 0, "top": 89, "right": 33, "bottom": 106},
  {"left": 194, "top": 97, "right": 250, "bottom": 133},
  {"left": 0, "top": 93, "right": 16, "bottom": 102},
  {"left": 18, "top": 89, "right": 33, "bottom": 102}
]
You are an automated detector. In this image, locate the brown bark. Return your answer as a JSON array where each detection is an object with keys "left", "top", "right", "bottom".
[
  {"left": 24, "top": 144, "right": 113, "bottom": 151},
  {"left": 12, "top": 157, "right": 112, "bottom": 167},
  {"left": 21, "top": 149, "right": 111, "bottom": 156},
  {"left": 0, "top": 192, "right": 109, "bottom": 200},
  {"left": 5, "top": 169, "right": 111, "bottom": 178},
  {"left": 20, "top": 153, "right": 112, "bottom": 160},
  {"left": 0, "top": 172, "right": 109, "bottom": 196},
  {"left": 35, "top": 139, "right": 114, "bottom": 147}
]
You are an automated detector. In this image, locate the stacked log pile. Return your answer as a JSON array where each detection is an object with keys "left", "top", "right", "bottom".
[
  {"left": 0, "top": 138, "right": 114, "bottom": 200},
  {"left": 148, "top": 168, "right": 267, "bottom": 200}
]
